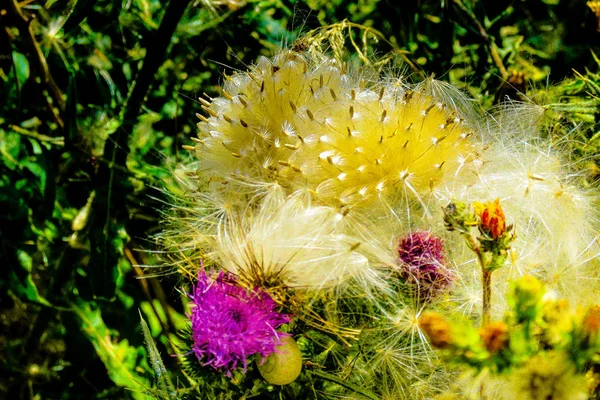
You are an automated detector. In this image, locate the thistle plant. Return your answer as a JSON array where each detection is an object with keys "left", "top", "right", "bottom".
[
  {"left": 156, "top": 34, "right": 600, "bottom": 399},
  {"left": 7, "top": 0, "right": 600, "bottom": 398},
  {"left": 436, "top": 105, "right": 600, "bottom": 315}
]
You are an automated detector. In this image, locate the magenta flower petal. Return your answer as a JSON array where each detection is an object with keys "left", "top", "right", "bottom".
[
  {"left": 396, "top": 231, "right": 454, "bottom": 300},
  {"left": 187, "top": 270, "right": 290, "bottom": 375}
]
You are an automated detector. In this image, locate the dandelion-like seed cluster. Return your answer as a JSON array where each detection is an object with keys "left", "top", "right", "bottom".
[{"left": 194, "top": 50, "right": 475, "bottom": 208}]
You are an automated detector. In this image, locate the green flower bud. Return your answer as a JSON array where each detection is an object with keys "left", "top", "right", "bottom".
[
  {"left": 509, "top": 275, "right": 545, "bottom": 323},
  {"left": 257, "top": 336, "right": 302, "bottom": 385}
]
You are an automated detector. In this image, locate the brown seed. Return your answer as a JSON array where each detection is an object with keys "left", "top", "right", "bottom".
[{"left": 330, "top": 88, "right": 337, "bottom": 101}]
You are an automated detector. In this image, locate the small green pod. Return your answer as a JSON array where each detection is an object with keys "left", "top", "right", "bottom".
[{"left": 257, "top": 336, "right": 302, "bottom": 385}]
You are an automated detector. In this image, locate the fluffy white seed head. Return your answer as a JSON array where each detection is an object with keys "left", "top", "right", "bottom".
[
  {"left": 206, "top": 187, "right": 382, "bottom": 290},
  {"left": 194, "top": 50, "right": 478, "bottom": 212}
]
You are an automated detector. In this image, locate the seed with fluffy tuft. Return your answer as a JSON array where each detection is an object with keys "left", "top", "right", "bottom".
[{"left": 211, "top": 187, "right": 378, "bottom": 291}]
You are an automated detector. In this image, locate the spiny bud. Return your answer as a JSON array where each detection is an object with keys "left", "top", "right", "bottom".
[
  {"left": 257, "top": 336, "right": 303, "bottom": 385},
  {"left": 582, "top": 305, "right": 600, "bottom": 340},
  {"left": 473, "top": 198, "right": 508, "bottom": 240},
  {"left": 509, "top": 275, "right": 545, "bottom": 323},
  {"left": 396, "top": 231, "right": 454, "bottom": 301},
  {"left": 443, "top": 200, "right": 477, "bottom": 234}
]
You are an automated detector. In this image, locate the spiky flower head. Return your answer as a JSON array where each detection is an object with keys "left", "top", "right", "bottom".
[
  {"left": 396, "top": 230, "right": 454, "bottom": 300},
  {"left": 211, "top": 187, "right": 379, "bottom": 292},
  {"left": 187, "top": 269, "right": 290, "bottom": 375}
]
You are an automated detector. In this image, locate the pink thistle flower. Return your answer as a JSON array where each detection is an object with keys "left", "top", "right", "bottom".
[
  {"left": 187, "top": 270, "right": 290, "bottom": 376},
  {"left": 396, "top": 231, "right": 454, "bottom": 301}
]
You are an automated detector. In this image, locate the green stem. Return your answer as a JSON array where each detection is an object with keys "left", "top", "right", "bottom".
[
  {"left": 307, "top": 370, "right": 380, "bottom": 400},
  {"left": 482, "top": 269, "right": 492, "bottom": 326},
  {"left": 7, "top": 0, "right": 65, "bottom": 127},
  {"left": 466, "top": 233, "right": 493, "bottom": 326}
]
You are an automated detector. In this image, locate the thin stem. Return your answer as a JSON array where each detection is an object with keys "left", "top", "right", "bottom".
[
  {"left": 97, "top": 0, "right": 192, "bottom": 298},
  {"left": 307, "top": 370, "right": 380, "bottom": 400},
  {"left": 452, "top": 0, "right": 508, "bottom": 79},
  {"left": 10, "top": 124, "right": 65, "bottom": 146},
  {"left": 7, "top": 0, "right": 66, "bottom": 126},
  {"left": 545, "top": 102, "right": 599, "bottom": 113},
  {"left": 465, "top": 233, "right": 494, "bottom": 325},
  {"left": 481, "top": 269, "right": 492, "bottom": 326}
]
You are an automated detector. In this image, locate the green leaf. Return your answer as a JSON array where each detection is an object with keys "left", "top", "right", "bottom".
[
  {"left": 21, "top": 160, "right": 47, "bottom": 194},
  {"left": 73, "top": 302, "right": 152, "bottom": 399},
  {"left": 1, "top": 130, "right": 22, "bottom": 170},
  {"left": 17, "top": 248, "right": 33, "bottom": 272},
  {"left": 140, "top": 301, "right": 162, "bottom": 337},
  {"left": 8, "top": 250, "right": 52, "bottom": 306},
  {"left": 11, "top": 52, "right": 30, "bottom": 89},
  {"left": 140, "top": 311, "right": 177, "bottom": 399}
]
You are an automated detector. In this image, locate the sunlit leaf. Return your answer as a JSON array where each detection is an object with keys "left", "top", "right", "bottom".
[
  {"left": 11, "top": 51, "right": 30, "bottom": 89},
  {"left": 8, "top": 250, "right": 52, "bottom": 306},
  {"left": 73, "top": 302, "right": 152, "bottom": 399}
]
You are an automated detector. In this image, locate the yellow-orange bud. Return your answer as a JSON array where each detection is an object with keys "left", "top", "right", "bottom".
[
  {"left": 582, "top": 305, "right": 600, "bottom": 338},
  {"left": 480, "top": 321, "right": 509, "bottom": 353},
  {"left": 419, "top": 311, "right": 453, "bottom": 349},
  {"left": 473, "top": 198, "right": 506, "bottom": 240}
]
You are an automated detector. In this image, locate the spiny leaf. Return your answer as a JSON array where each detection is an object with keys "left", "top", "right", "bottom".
[{"left": 140, "top": 310, "right": 177, "bottom": 399}]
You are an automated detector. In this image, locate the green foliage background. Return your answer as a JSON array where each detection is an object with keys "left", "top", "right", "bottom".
[{"left": 1, "top": 0, "right": 599, "bottom": 398}]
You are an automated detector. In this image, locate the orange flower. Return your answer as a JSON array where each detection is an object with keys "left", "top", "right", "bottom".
[
  {"left": 419, "top": 312, "right": 453, "bottom": 349},
  {"left": 583, "top": 305, "right": 600, "bottom": 338},
  {"left": 480, "top": 322, "right": 509, "bottom": 353},
  {"left": 473, "top": 198, "right": 506, "bottom": 240}
]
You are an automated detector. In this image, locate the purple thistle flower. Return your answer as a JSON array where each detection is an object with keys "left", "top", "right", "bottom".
[
  {"left": 396, "top": 231, "right": 454, "bottom": 301},
  {"left": 187, "top": 270, "right": 290, "bottom": 376}
]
